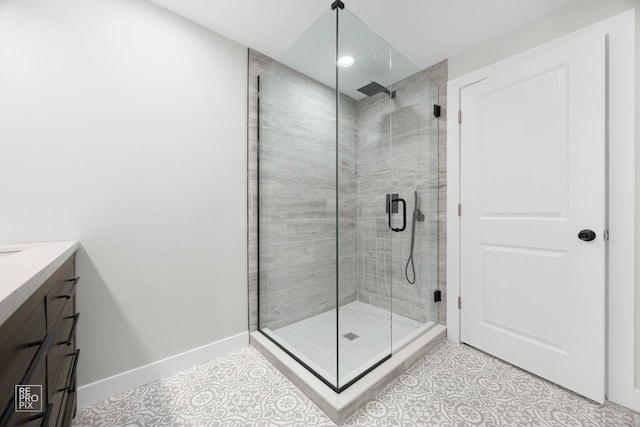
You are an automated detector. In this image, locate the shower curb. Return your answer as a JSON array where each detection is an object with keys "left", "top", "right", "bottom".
[{"left": 250, "top": 325, "right": 446, "bottom": 425}]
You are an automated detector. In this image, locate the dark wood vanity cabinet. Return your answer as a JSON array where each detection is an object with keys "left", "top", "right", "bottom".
[{"left": 0, "top": 254, "right": 79, "bottom": 427}]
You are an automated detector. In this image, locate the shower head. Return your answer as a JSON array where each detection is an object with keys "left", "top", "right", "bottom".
[{"left": 357, "top": 81, "right": 396, "bottom": 98}]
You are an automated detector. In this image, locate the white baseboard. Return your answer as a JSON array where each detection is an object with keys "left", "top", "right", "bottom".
[
  {"left": 77, "top": 331, "right": 249, "bottom": 408},
  {"left": 634, "top": 388, "right": 640, "bottom": 413}
]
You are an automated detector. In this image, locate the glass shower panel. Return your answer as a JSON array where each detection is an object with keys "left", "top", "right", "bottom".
[
  {"left": 337, "top": 8, "right": 397, "bottom": 389},
  {"left": 388, "top": 49, "right": 440, "bottom": 350},
  {"left": 258, "top": 9, "right": 339, "bottom": 388}
]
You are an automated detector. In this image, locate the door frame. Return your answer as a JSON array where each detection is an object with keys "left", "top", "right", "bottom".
[{"left": 446, "top": 10, "right": 635, "bottom": 409}]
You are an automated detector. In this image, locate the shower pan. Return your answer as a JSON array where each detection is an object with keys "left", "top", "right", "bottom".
[{"left": 256, "top": 0, "right": 441, "bottom": 393}]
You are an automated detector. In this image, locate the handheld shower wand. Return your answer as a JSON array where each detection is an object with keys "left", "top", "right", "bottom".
[{"left": 405, "top": 191, "right": 424, "bottom": 284}]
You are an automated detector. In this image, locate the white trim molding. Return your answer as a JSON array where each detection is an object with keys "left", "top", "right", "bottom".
[
  {"left": 635, "top": 388, "right": 640, "bottom": 412},
  {"left": 77, "top": 332, "right": 249, "bottom": 408},
  {"left": 446, "top": 10, "right": 635, "bottom": 409}
]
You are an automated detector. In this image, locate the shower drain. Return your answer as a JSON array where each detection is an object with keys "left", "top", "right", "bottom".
[{"left": 342, "top": 332, "right": 359, "bottom": 341}]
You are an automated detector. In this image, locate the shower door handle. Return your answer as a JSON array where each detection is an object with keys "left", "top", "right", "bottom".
[{"left": 391, "top": 198, "right": 406, "bottom": 232}]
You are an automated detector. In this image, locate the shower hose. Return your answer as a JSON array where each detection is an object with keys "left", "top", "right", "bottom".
[{"left": 405, "top": 191, "right": 418, "bottom": 285}]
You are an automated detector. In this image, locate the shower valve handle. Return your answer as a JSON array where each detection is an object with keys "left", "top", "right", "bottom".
[{"left": 391, "top": 198, "right": 406, "bottom": 232}]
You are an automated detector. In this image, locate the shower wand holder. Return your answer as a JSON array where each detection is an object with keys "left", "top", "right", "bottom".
[{"left": 387, "top": 195, "right": 406, "bottom": 232}]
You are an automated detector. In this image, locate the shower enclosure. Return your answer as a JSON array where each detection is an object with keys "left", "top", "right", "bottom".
[{"left": 257, "top": 1, "right": 439, "bottom": 392}]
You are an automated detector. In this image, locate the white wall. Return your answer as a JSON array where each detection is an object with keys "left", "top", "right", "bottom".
[
  {"left": 448, "top": 0, "right": 638, "bottom": 80},
  {"left": 0, "top": 0, "right": 248, "bottom": 387},
  {"left": 449, "top": 0, "right": 639, "bottom": 396}
]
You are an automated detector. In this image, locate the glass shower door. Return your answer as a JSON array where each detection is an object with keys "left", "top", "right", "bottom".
[{"left": 388, "top": 57, "right": 440, "bottom": 351}]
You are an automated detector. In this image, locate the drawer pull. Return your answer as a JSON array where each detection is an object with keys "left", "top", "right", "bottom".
[
  {"left": 57, "top": 277, "right": 80, "bottom": 300},
  {"left": 21, "top": 334, "right": 50, "bottom": 384},
  {"left": 26, "top": 403, "right": 53, "bottom": 427},
  {"left": 59, "top": 349, "right": 80, "bottom": 393},
  {"left": 65, "top": 313, "right": 80, "bottom": 346},
  {"left": 24, "top": 337, "right": 45, "bottom": 349}
]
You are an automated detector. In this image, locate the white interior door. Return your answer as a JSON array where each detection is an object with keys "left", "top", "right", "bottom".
[{"left": 460, "top": 32, "right": 606, "bottom": 402}]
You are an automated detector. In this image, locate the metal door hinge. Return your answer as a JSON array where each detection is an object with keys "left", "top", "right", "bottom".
[
  {"left": 458, "top": 111, "right": 462, "bottom": 124},
  {"left": 433, "top": 104, "right": 441, "bottom": 118},
  {"left": 433, "top": 289, "right": 442, "bottom": 302},
  {"left": 603, "top": 229, "right": 609, "bottom": 241},
  {"left": 458, "top": 296, "right": 461, "bottom": 309},
  {"left": 458, "top": 204, "right": 462, "bottom": 217}
]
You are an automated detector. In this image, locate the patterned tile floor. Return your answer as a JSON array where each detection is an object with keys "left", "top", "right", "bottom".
[{"left": 73, "top": 342, "right": 637, "bottom": 426}]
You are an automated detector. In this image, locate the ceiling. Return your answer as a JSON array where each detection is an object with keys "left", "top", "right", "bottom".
[
  {"left": 149, "top": 0, "right": 575, "bottom": 99},
  {"left": 150, "top": 0, "right": 575, "bottom": 69}
]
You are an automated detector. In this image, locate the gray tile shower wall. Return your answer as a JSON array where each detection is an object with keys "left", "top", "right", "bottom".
[
  {"left": 355, "top": 63, "right": 445, "bottom": 324},
  {"left": 248, "top": 50, "right": 358, "bottom": 331}
]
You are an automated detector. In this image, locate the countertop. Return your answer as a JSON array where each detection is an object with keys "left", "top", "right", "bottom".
[{"left": 0, "top": 240, "right": 80, "bottom": 325}]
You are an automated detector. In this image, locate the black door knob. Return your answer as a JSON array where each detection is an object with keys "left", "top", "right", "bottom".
[{"left": 578, "top": 229, "right": 596, "bottom": 242}]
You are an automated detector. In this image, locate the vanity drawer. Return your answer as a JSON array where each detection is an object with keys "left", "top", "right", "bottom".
[
  {"left": 47, "top": 303, "right": 78, "bottom": 394},
  {"left": 46, "top": 257, "right": 77, "bottom": 332},
  {"left": 0, "top": 302, "right": 46, "bottom": 413},
  {"left": 50, "top": 345, "right": 79, "bottom": 427}
]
